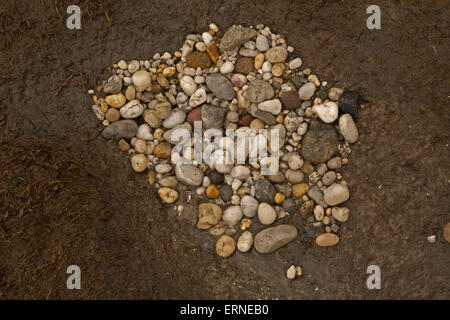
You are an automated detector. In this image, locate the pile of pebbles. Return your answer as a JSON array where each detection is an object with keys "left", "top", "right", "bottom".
[{"left": 88, "top": 23, "right": 360, "bottom": 258}]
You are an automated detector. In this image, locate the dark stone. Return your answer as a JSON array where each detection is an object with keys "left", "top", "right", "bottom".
[
  {"left": 219, "top": 25, "right": 257, "bottom": 51},
  {"left": 206, "top": 73, "right": 235, "bottom": 101},
  {"left": 209, "top": 171, "right": 224, "bottom": 186},
  {"left": 186, "top": 51, "right": 212, "bottom": 69},
  {"left": 282, "top": 198, "right": 297, "bottom": 214},
  {"left": 280, "top": 90, "right": 301, "bottom": 110},
  {"left": 301, "top": 121, "right": 338, "bottom": 164},
  {"left": 299, "top": 200, "right": 314, "bottom": 218},
  {"left": 338, "top": 91, "right": 359, "bottom": 118},
  {"left": 254, "top": 179, "right": 276, "bottom": 204},
  {"left": 234, "top": 57, "right": 254, "bottom": 74},
  {"left": 304, "top": 223, "right": 324, "bottom": 238},
  {"left": 253, "top": 110, "right": 276, "bottom": 125},
  {"left": 317, "top": 89, "right": 328, "bottom": 101},
  {"left": 238, "top": 114, "right": 253, "bottom": 126},
  {"left": 219, "top": 184, "right": 233, "bottom": 202},
  {"left": 102, "top": 120, "right": 138, "bottom": 140},
  {"left": 201, "top": 105, "right": 226, "bottom": 129}
]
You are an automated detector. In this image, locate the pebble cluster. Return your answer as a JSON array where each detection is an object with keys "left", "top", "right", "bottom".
[{"left": 88, "top": 23, "right": 360, "bottom": 258}]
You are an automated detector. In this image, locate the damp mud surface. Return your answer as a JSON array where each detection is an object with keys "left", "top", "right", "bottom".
[{"left": 0, "top": 0, "right": 449, "bottom": 299}]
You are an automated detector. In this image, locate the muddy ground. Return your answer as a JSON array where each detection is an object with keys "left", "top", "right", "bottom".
[{"left": 0, "top": 0, "right": 448, "bottom": 299}]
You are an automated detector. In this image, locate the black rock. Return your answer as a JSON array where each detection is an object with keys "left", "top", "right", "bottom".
[
  {"left": 301, "top": 121, "right": 339, "bottom": 164},
  {"left": 338, "top": 91, "right": 359, "bottom": 118},
  {"left": 304, "top": 222, "right": 324, "bottom": 238},
  {"left": 282, "top": 198, "right": 297, "bottom": 214},
  {"left": 219, "top": 184, "right": 233, "bottom": 202},
  {"left": 208, "top": 171, "right": 224, "bottom": 186},
  {"left": 254, "top": 179, "right": 276, "bottom": 204}
]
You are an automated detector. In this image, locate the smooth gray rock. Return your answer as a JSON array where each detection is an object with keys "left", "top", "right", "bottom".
[
  {"left": 102, "top": 120, "right": 138, "bottom": 140},
  {"left": 324, "top": 183, "right": 350, "bottom": 206},
  {"left": 254, "top": 224, "right": 298, "bottom": 254},
  {"left": 206, "top": 73, "right": 236, "bottom": 101},
  {"left": 201, "top": 104, "right": 226, "bottom": 129},
  {"left": 175, "top": 164, "right": 204, "bottom": 186},
  {"left": 254, "top": 179, "right": 276, "bottom": 204},
  {"left": 247, "top": 80, "right": 275, "bottom": 103}
]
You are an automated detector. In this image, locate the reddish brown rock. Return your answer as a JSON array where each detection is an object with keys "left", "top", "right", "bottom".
[
  {"left": 187, "top": 106, "right": 203, "bottom": 126},
  {"left": 280, "top": 84, "right": 301, "bottom": 110},
  {"left": 239, "top": 114, "right": 254, "bottom": 126},
  {"left": 316, "top": 233, "right": 339, "bottom": 247},
  {"left": 234, "top": 57, "right": 254, "bottom": 74},
  {"left": 206, "top": 41, "right": 219, "bottom": 64},
  {"left": 186, "top": 51, "right": 211, "bottom": 69}
]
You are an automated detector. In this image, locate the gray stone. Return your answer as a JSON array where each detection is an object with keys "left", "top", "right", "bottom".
[
  {"left": 322, "top": 171, "right": 336, "bottom": 186},
  {"left": 102, "top": 120, "right": 138, "bottom": 140},
  {"left": 282, "top": 198, "right": 297, "bottom": 214},
  {"left": 301, "top": 121, "right": 338, "bottom": 164},
  {"left": 298, "top": 82, "right": 316, "bottom": 100},
  {"left": 324, "top": 183, "right": 350, "bottom": 206},
  {"left": 219, "top": 25, "right": 258, "bottom": 51},
  {"left": 206, "top": 73, "right": 235, "bottom": 101},
  {"left": 332, "top": 207, "right": 350, "bottom": 222},
  {"left": 103, "top": 75, "right": 123, "bottom": 94},
  {"left": 247, "top": 80, "right": 275, "bottom": 103},
  {"left": 220, "top": 184, "right": 234, "bottom": 202},
  {"left": 175, "top": 164, "right": 204, "bottom": 186},
  {"left": 339, "top": 114, "right": 358, "bottom": 143},
  {"left": 254, "top": 179, "right": 276, "bottom": 204},
  {"left": 307, "top": 186, "right": 328, "bottom": 208},
  {"left": 201, "top": 104, "right": 226, "bottom": 129},
  {"left": 254, "top": 224, "right": 298, "bottom": 254},
  {"left": 163, "top": 123, "right": 192, "bottom": 144},
  {"left": 255, "top": 35, "right": 269, "bottom": 52},
  {"left": 240, "top": 195, "right": 259, "bottom": 217}
]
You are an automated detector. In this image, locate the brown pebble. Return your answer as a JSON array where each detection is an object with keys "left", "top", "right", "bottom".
[
  {"left": 234, "top": 57, "right": 254, "bottom": 74},
  {"left": 444, "top": 222, "right": 450, "bottom": 243},
  {"left": 206, "top": 41, "right": 220, "bottom": 64},
  {"left": 187, "top": 106, "right": 202, "bottom": 126},
  {"left": 153, "top": 142, "right": 171, "bottom": 158},
  {"left": 186, "top": 51, "right": 211, "bottom": 69},
  {"left": 105, "top": 108, "right": 120, "bottom": 122},
  {"left": 118, "top": 139, "right": 130, "bottom": 152},
  {"left": 215, "top": 235, "right": 236, "bottom": 258},
  {"left": 205, "top": 184, "right": 220, "bottom": 199},
  {"left": 316, "top": 233, "right": 339, "bottom": 247},
  {"left": 239, "top": 114, "right": 254, "bottom": 126}
]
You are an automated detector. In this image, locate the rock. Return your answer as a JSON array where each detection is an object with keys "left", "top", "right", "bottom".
[
  {"left": 215, "top": 235, "right": 236, "bottom": 258},
  {"left": 247, "top": 80, "right": 275, "bottom": 104},
  {"left": 187, "top": 106, "right": 203, "bottom": 126},
  {"left": 332, "top": 207, "right": 350, "bottom": 222},
  {"left": 159, "top": 176, "right": 178, "bottom": 188},
  {"left": 206, "top": 40, "right": 220, "bottom": 63},
  {"left": 189, "top": 88, "right": 207, "bottom": 107},
  {"left": 163, "top": 123, "right": 192, "bottom": 144},
  {"left": 205, "top": 184, "right": 220, "bottom": 199},
  {"left": 220, "top": 184, "right": 233, "bottom": 202},
  {"left": 258, "top": 99, "right": 282, "bottom": 115},
  {"left": 105, "top": 93, "right": 127, "bottom": 108},
  {"left": 219, "top": 25, "right": 257, "bottom": 51},
  {"left": 254, "top": 179, "right": 276, "bottom": 204},
  {"left": 300, "top": 200, "right": 314, "bottom": 217},
  {"left": 282, "top": 198, "right": 297, "bottom": 214},
  {"left": 292, "top": 183, "right": 308, "bottom": 197},
  {"left": 163, "top": 109, "right": 186, "bottom": 129},
  {"left": 253, "top": 110, "right": 276, "bottom": 125},
  {"left": 313, "top": 101, "right": 339, "bottom": 123},
  {"left": 328, "top": 87, "right": 343, "bottom": 101},
  {"left": 175, "top": 164, "right": 204, "bottom": 186},
  {"left": 105, "top": 108, "right": 120, "bottom": 122},
  {"left": 322, "top": 171, "right": 336, "bottom": 185},
  {"left": 143, "top": 110, "right": 162, "bottom": 129},
  {"left": 288, "top": 57, "right": 302, "bottom": 70},
  {"left": 258, "top": 202, "right": 276, "bottom": 225},
  {"left": 120, "top": 100, "right": 144, "bottom": 119},
  {"left": 288, "top": 154, "right": 303, "bottom": 170},
  {"left": 254, "top": 53, "right": 264, "bottom": 69},
  {"left": 265, "top": 46, "right": 288, "bottom": 63},
  {"left": 316, "top": 233, "right": 339, "bottom": 247},
  {"left": 444, "top": 222, "right": 450, "bottom": 243},
  {"left": 153, "top": 142, "right": 171, "bottom": 158},
  {"left": 103, "top": 120, "right": 138, "bottom": 140},
  {"left": 132, "top": 70, "right": 151, "bottom": 91},
  {"left": 314, "top": 205, "right": 324, "bottom": 221},
  {"left": 327, "top": 156, "right": 342, "bottom": 169},
  {"left": 298, "top": 82, "right": 316, "bottom": 100},
  {"left": 155, "top": 163, "right": 172, "bottom": 174},
  {"left": 209, "top": 171, "right": 224, "bottom": 185},
  {"left": 240, "top": 195, "right": 259, "bottom": 217},
  {"left": 231, "top": 73, "right": 248, "bottom": 88},
  {"left": 118, "top": 139, "right": 130, "bottom": 152},
  {"left": 201, "top": 104, "right": 226, "bottom": 129},
  {"left": 307, "top": 187, "right": 327, "bottom": 208},
  {"left": 206, "top": 73, "right": 235, "bottom": 101},
  {"left": 280, "top": 90, "right": 301, "bottom": 110},
  {"left": 103, "top": 75, "right": 123, "bottom": 94},
  {"left": 301, "top": 121, "right": 338, "bottom": 164},
  {"left": 271, "top": 63, "right": 286, "bottom": 77},
  {"left": 338, "top": 91, "right": 359, "bottom": 118},
  {"left": 234, "top": 57, "right": 254, "bottom": 74},
  {"left": 287, "top": 265, "right": 296, "bottom": 279},
  {"left": 186, "top": 51, "right": 211, "bottom": 69},
  {"left": 180, "top": 75, "right": 198, "bottom": 96},
  {"left": 267, "top": 171, "right": 285, "bottom": 184},
  {"left": 154, "top": 102, "right": 172, "bottom": 120},
  {"left": 220, "top": 61, "right": 234, "bottom": 74},
  {"left": 285, "top": 169, "right": 304, "bottom": 184},
  {"left": 339, "top": 114, "right": 358, "bottom": 143},
  {"left": 131, "top": 154, "right": 147, "bottom": 172},
  {"left": 136, "top": 123, "right": 152, "bottom": 140},
  {"left": 223, "top": 206, "right": 243, "bottom": 226},
  {"left": 237, "top": 231, "right": 253, "bottom": 252},
  {"left": 254, "top": 224, "right": 298, "bottom": 254},
  {"left": 324, "top": 183, "right": 350, "bottom": 206},
  {"left": 238, "top": 114, "right": 253, "bottom": 127},
  {"left": 198, "top": 203, "right": 222, "bottom": 229},
  {"left": 231, "top": 165, "right": 251, "bottom": 179},
  {"left": 255, "top": 34, "right": 269, "bottom": 51},
  {"left": 158, "top": 187, "right": 179, "bottom": 204}
]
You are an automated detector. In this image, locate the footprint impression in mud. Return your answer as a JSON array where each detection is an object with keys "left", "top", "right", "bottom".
[{"left": 88, "top": 23, "right": 360, "bottom": 258}]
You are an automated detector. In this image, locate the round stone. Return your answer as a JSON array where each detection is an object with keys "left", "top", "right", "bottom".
[
  {"left": 240, "top": 195, "right": 259, "bottom": 218},
  {"left": 254, "top": 224, "right": 298, "bottom": 254},
  {"left": 234, "top": 57, "right": 254, "bottom": 74},
  {"left": 103, "top": 120, "right": 138, "bottom": 140},
  {"left": 247, "top": 80, "right": 275, "bottom": 104},
  {"left": 324, "top": 183, "right": 350, "bottom": 206},
  {"left": 332, "top": 207, "right": 350, "bottom": 222},
  {"left": 198, "top": 203, "right": 222, "bottom": 229},
  {"left": 316, "top": 233, "right": 339, "bottom": 247},
  {"left": 265, "top": 46, "right": 288, "bottom": 63},
  {"left": 205, "top": 184, "right": 220, "bottom": 199},
  {"left": 186, "top": 51, "right": 212, "bottom": 69},
  {"left": 132, "top": 70, "right": 151, "bottom": 91},
  {"left": 298, "top": 82, "right": 316, "bottom": 100},
  {"left": 175, "top": 164, "right": 204, "bottom": 186},
  {"left": 292, "top": 183, "right": 309, "bottom": 197},
  {"left": 237, "top": 231, "right": 253, "bottom": 252},
  {"left": 339, "top": 113, "right": 359, "bottom": 143},
  {"left": 131, "top": 154, "right": 147, "bottom": 172},
  {"left": 105, "top": 108, "right": 120, "bottom": 122},
  {"left": 301, "top": 121, "right": 338, "bottom": 164},
  {"left": 157, "top": 187, "right": 179, "bottom": 204},
  {"left": 105, "top": 93, "right": 127, "bottom": 108},
  {"left": 215, "top": 235, "right": 236, "bottom": 258},
  {"left": 254, "top": 179, "right": 276, "bottom": 204},
  {"left": 153, "top": 142, "right": 171, "bottom": 158},
  {"left": 223, "top": 206, "right": 243, "bottom": 226},
  {"left": 258, "top": 202, "right": 276, "bottom": 225}
]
